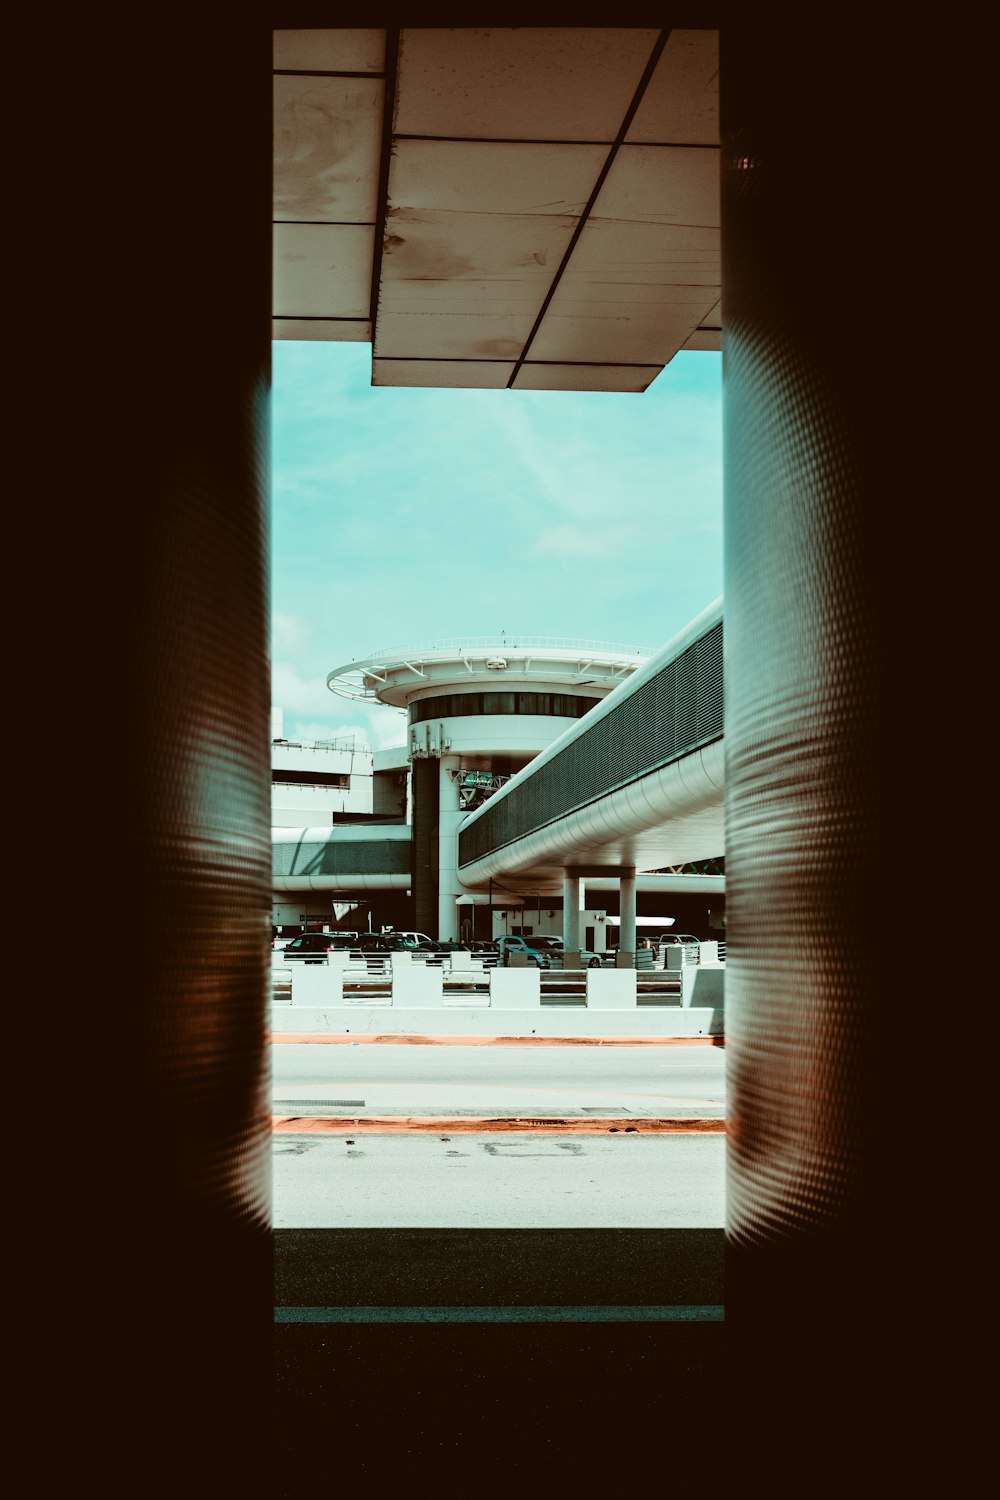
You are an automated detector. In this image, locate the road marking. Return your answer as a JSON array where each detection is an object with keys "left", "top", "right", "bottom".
[
  {"left": 275, "top": 1304, "right": 724, "bottom": 1324},
  {"left": 272, "top": 1034, "right": 722, "bottom": 1047},
  {"left": 273, "top": 1115, "right": 724, "bottom": 1134}
]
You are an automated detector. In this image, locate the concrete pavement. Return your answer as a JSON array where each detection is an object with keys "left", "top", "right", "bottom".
[{"left": 274, "top": 1130, "right": 725, "bottom": 1226}]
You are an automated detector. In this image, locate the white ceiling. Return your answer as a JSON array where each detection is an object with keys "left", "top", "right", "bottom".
[{"left": 273, "top": 27, "right": 721, "bottom": 391}]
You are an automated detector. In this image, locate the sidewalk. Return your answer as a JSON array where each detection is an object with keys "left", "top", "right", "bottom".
[{"left": 272, "top": 1031, "right": 723, "bottom": 1045}]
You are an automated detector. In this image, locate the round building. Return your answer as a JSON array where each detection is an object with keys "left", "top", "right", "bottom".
[{"left": 327, "top": 636, "right": 649, "bottom": 941}]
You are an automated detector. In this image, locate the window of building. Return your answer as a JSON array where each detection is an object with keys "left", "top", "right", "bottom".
[{"left": 410, "top": 692, "right": 600, "bottom": 724}]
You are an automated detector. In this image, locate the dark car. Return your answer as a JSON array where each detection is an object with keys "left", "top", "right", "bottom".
[
  {"left": 356, "top": 932, "right": 396, "bottom": 952},
  {"left": 282, "top": 932, "right": 357, "bottom": 963},
  {"left": 530, "top": 936, "right": 564, "bottom": 956}
]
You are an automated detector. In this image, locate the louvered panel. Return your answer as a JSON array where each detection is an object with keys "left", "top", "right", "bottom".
[{"left": 458, "top": 617, "right": 725, "bottom": 867}]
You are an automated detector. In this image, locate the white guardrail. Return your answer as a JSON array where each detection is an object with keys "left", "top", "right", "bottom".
[
  {"left": 270, "top": 944, "right": 724, "bottom": 1034},
  {"left": 270, "top": 947, "right": 725, "bottom": 1010},
  {"left": 274, "top": 943, "right": 725, "bottom": 972}
]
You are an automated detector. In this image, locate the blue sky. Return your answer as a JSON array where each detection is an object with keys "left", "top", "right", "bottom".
[{"left": 271, "top": 343, "right": 722, "bottom": 747}]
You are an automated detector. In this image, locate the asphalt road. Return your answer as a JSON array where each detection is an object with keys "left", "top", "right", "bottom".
[
  {"left": 274, "top": 1129, "right": 725, "bottom": 1226},
  {"left": 273, "top": 1043, "right": 727, "bottom": 1481},
  {"left": 272, "top": 1039, "right": 726, "bottom": 1118},
  {"left": 273, "top": 1041, "right": 726, "bottom": 1227}
]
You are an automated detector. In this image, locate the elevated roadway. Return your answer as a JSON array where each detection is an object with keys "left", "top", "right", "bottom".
[{"left": 457, "top": 599, "right": 724, "bottom": 891}]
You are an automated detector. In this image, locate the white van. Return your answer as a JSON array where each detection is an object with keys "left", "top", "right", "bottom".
[{"left": 394, "top": 931, "right": 436, "bottom": 948}]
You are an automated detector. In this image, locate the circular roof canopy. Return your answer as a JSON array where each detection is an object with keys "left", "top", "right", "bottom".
[{"left": 327, "top": 636, "right": 650, "bottom": 707}]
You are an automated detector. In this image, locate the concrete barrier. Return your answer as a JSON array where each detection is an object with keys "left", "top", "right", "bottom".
[
  {"left": 681, "top": 965, "right": 724, "bottom": 1038},
  {"left": 291, "top": 964, "right": 343, "bottom": 1006},
  {"left": 271, "top": 1004, "right": 723, "bottom": 1037},
  {"left": 392, "top": 965, "right": 445, "bottom": 1007},
  {"left": 587, "top": 969, "right": 637, "bottom": 1008},
  {"left": 489, "top": 969, "right": 541, "bottom": 1009},
  {"left": 447, "top": 957, "right": 486, "bottom": 979}
]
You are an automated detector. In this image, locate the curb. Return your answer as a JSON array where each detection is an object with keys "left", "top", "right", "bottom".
[
  {"left": 273, "top": 1115, "right": 725, "bottom": 1134},
  {"left": 271, "top": 1033, "right": 723, "bottom": 1047}
]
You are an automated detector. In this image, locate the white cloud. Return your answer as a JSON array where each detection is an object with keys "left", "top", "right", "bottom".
[
  {"left": 535, "top": 524, "right": 621, "bottom": 559},
  {"left": 271, "top": 655, "right": 407, "bottom": 749},
  {"left": 270, "top": 344, "right": 723, "bottom": 661},
  {"left": 271, "top": 611, "right": 310, "bottom": 654},
  {"left": 283, "top": 705, "right": 406, "bottom": 751},
  {"left": 270, "top": 661, "right": 330, "bottom": 717}
]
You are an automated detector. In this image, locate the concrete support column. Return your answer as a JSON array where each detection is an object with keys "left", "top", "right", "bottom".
[
  {"left": 91, "top": 18, "right": 274, "bottom": 1482},
  {"left": 562, "top": 872, "right": 582, "bottom": 951},
  {"left": 436, "top": 756, "right": 461, "bottom": 943},
  {"left": 722, "top": 17, "right": 889, "bottom": 1419},
  {"left": 410, "top": 758, "right": 439, "bottom": 940},
  {"left": 618, "top": 867, "right": 637, "bottom": 957}
]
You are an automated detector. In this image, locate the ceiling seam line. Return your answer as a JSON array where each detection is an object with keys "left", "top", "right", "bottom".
[
  {"left": 373, "top": 358, "right": 662, "bottom": 367},
  {"left": 275, "top": 70, "right": 386, "bottom": 79},
  {"left": 392, "top": 134, "right": 717, "bottom": 149},
  {"left": 369, "top": 27, "right": 400, "bottom": 346},
  {"left": 505, "top": 28, "right": 672, "bottom": 391}
]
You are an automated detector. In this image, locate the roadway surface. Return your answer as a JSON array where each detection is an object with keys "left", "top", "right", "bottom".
[
  {"left": 272, "top": 1038, "right": 726, "bottom": 1117},
  {"left": 272, "top": 1040, "right": 726, "bottom": 1227},
  {"left": 274, "top": 1038, "right": 727, "bottom": 1483}
]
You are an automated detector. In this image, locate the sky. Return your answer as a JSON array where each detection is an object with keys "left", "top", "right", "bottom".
[{"left": 271, "top": 343, "right": 723, "bottom": 748}]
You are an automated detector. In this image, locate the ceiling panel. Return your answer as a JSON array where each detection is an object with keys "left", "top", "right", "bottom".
[
  {"left": 379, "top": 207, "right": 575, "bottom": 295},
  {"left": 521, "top": 213, "right": 719, "bottom": 367},
  {"left": 274, "top": 76, "right": 383, "bottom": 223},
  {"left": 374, "top": 309, "right": 535, "bottom": 361},
  {"left": 699, "top": 298, "right": 722, "bottom": 328},
  {"left": 273, "top": 29, "right": 385, "bottom": 74},
  {"left": 592, "top": 145, "right": 720, "bottom": 228},
  {"left": 372, "top": 360, "right": 515, "bottom": 388},
  {"left": 558, "top": 218, "right": 720, "bottom": 286},
  {"left": 375, "top": 207, "right": 576, "bottom": 339},
  {"left": 273, "top": 224, "right": 374, "bottom": 318},
  {"left": 527, "top": 285, "right": 718, "bottom": 365},
  {"left": 512, "top": 364, "right": 662, "bottom": 392},
  {"left": 625, "top": 30, "right": 719, "bottom": 144},
  {"left": 394, "top": 27, "right": 658, "bottom": 142},
  {"left": 273, "top": 319, "right": 371, "bottom": 342},
  {"left": 388, "top": 139, "right": 607, "bottom": 216}
]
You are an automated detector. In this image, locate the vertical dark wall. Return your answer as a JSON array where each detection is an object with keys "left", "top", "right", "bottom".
[
  {"left": 105, "top": 20, "right": 273, "bottom": 1481},
  {"left": 721, "top": 19, "right": 895, "bottom": 1421},
  {"left": 411, "top": 758, "right": 440, "bottom": 937}
]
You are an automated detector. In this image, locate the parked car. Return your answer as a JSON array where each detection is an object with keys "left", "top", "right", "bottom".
[
  {"left": 282, "top": 932, "right": 357, "bottom": 963},
  {"left": 393, "top": 931, "right": 436, "bottom": 948},
  {"left": 468, "top": 940, "right": 498, "bottom": 954},
  {"left": 657, "top": 933, "right": 701, "bottom": 946},
  {"left": 561, "top": 949, "right": 605, "bottom": 969},
  {"left": 356, "top": 932, "right": 442, "bottom": 958},
  {"left": 530, "top": 936, "right": 564, "bottom": 954},
  {"left": 495, "top": 934, "right": 556, "bottom": 968},
  {"left": 356, "top": 932, "right": 396, "bottom": 952}
]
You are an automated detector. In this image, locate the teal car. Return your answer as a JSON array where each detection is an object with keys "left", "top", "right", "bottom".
[{"left": 494, "top": 935, "right": 553, "bottom": 968}]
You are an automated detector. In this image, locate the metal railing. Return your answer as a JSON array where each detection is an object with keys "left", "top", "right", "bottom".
[
  {"left": 271, "top": 736, "right": 361, "bottom": 752},
  {"left": 364, "top": 635, "right": 654, "bottom": 661},
  {"left": 275, "top": 947, "right": 500, "bottom": 972},
  {"left": 271, "top": 952, "right": 683, "bottom": 1006}
]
